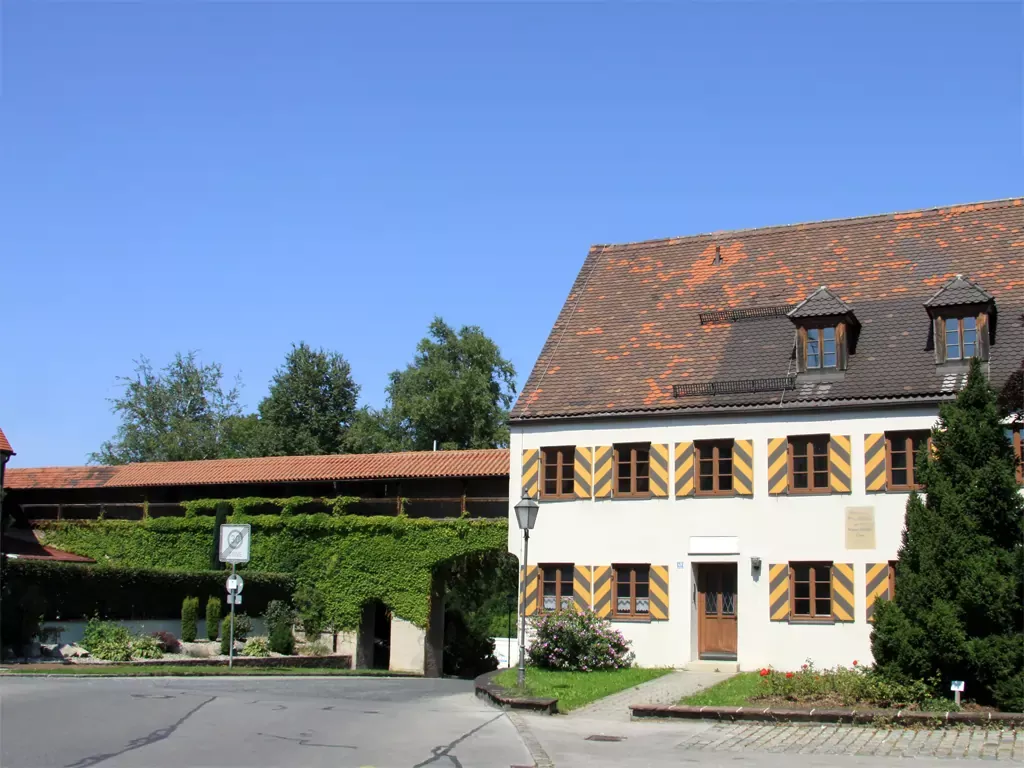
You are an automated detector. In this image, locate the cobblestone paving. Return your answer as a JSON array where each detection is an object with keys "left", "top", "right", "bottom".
[{"left": 675, "top": 722, "right": 1024, "bottom": 760}]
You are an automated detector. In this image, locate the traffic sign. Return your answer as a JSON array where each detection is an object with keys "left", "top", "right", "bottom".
[
  {"left": 219, "top": 524, "right": 251, "bottom": 564},
  {"left": 226, "top": 574, "right": 244, "bottom": 594},
  {"left": 227, "top": 594, "right": 242, "bottom": 605}
]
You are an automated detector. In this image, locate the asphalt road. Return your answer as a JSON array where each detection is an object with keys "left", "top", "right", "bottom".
[{"left": 0, "top": 676, "right": 532, "bottom": 768}]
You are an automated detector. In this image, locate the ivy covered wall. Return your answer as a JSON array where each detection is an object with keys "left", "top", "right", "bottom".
[{"left": 36, "top": 510, "right": 508, "bottom": 629}]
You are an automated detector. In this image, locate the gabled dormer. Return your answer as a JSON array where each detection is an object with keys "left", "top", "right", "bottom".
[
  {"left": 924, "top": 274, "right": 995, "bottom": 365},
  {"left": 788, "top": 287, "right": 860, "bottom": 374}
]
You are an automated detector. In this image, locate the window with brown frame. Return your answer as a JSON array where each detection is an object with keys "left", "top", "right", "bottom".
[
  {"left": 805, "top": 326, "right": 838, "bottom": 369},
  {"left": 614, "top": 443, "right": 650, "bottom": 497},
  {"left": 696, "top": 439, "right": 733, "bottom": 495},
  {"left": 886, "top": 431, "right": 930, "bottom": 490},
  {"left": 540, "top": 564, "right": 575, "bottom": 613},
  {"left": 1007, "top": 426, "right": 1023, "bottom": 485},
  {"left": 790, "top": 562, "right": 832, "bottom": 620},
  {"left": 789, "top": 435, "right": 829, "bottom": 492},
  {"left": 541, "top": 447, "right": 575, "bottom": 499},
  {"left": 614, "top": 565, "right": 650, "bottom": 617},
  {"left": 943, "top": 316, "right": 978, "bottom": 361}
]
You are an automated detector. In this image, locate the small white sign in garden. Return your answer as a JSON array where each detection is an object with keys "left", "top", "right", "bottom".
[{"left": 219, "top": 524, "right": 251, "bottom": 564}]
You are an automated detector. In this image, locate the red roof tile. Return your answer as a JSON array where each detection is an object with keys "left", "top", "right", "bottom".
[
  {"left": 4, "top": 449, "right": 510, "bottom": 490},
  {"left": 0, "top": 428, "right": 14, "bottom": 455}
]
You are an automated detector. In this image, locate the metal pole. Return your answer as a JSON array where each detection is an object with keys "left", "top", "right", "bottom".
[
  {"left": 517, "top": 528, "right": 529, "bottom": 688},
  {"left": 229, "top": 562, "right": 236, "bottom": 668}
]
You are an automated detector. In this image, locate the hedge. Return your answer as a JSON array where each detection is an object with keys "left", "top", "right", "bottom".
[{"left": 3, "top": 560, "right": 295, "bottom": 621}]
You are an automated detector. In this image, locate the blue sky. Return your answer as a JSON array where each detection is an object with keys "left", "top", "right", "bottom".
[{"left": 1, "top": 2, "right": 1021, "bottom": 466}]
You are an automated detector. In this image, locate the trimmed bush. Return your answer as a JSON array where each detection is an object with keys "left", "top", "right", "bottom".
[
  {"left": 269, "top": 622, "right": 295, "bottom": 655},
  {"left": 181, "top": 597, "right": 199, "bottom": 643},
  {"left": 219, "top": 613, "right": 253, "bottom": 655},
  {"left": 265, "top": 600, "right": 296, "bottom": 655},
  {"left": 205, "top": 597, "right": 221, "bottom": 641},
  {"left": 243, "top": 636, "right": 271, "bottom": 657},
  {"left": 527, "top": 609, "right": 634, "bottom": 671}
]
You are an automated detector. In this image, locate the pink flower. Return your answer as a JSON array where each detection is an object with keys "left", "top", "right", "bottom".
[
  {"left": 852, "top": 660, "right": 858, "bottom": 666},
  {"left": 801, "top": 663, "right": 809, "bottom": 670}
]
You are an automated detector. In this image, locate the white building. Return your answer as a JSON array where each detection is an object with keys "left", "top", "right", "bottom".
[{"left": 507, "top": 198, "right": 1024, "bottom": 671}]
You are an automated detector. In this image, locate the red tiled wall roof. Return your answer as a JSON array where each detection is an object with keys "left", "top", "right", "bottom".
[
  {"left": 0, "top": 428, "right": 14, "bottom": 455},
  {"left": 5, "top": 448, "right": 510, "bottom": 490}
]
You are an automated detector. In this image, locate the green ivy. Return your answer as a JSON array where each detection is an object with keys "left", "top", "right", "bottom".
[
  {"left": 180, "top": 496, "right": 362, "bottom": 518},
  {"left": 37, "top": 510, "right": 508, "bottom": 629}
]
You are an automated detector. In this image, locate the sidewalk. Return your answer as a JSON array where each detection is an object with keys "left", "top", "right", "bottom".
[{"left": 569, "top": 668, "right": 733, "bottom": 722}]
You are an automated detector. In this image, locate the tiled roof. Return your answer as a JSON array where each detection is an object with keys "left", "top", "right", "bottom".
[
  {"left": 5, "top": 449, "right": 510, "bottom": 490},
  {"left": 512, "top": 198, "right": 1024, "bottom": 420},
  {"left": 924, "top": 274, "right": 994, "bottom": 307},
  {"left": 0, "top": 428, "right": 14, "bottom": 455},
  {"left": 788, "top": 286, "right": 852, "bottom": 319}
]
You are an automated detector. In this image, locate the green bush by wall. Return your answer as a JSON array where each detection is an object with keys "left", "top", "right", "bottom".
[{"left": 35, "top": 511, "right": 507, "bottom": 629}]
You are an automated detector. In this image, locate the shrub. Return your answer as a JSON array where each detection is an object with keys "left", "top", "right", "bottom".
[
  {"left": 756, "top": 661, "right": 934, "bottom": 708},
  {"left": 81, "top": 617, "right": 132, "bottom": 653},
  {"left": 130, "top": 634, "right": 164, "bottom": 660},
  {"left": 527, "top": 609, "right": 634, "bottom": 671},
  {"left": 269, "top": 622, "right": 295, "bottom": 655},
  {"left": 181, "top": 596, "right": 199, "bottom": 643},
  {"left": 443, "top": 607, "right": 498, "bottom": 678},
  {"left": 150, "top": 630, "right": 180, "bottom": 653},
  {"left": 300, "top": 640, "right": 330, "bottom": 657},
  {"left": 294, "top": 583, "right": 326, "bottom": 640},
  {"left": 242, "top": 636, "right": 271, "bottom": 657},
  {"left": 264, "top": 600, "right": 295, "bottom": 655},
  {"left": 219, "top": 613, "right": 253, "bottom": 655},
  {"left": 871, "top": 360, "right": 1024, "bottom": 710},
  {"left": 93, "top": 636, "right": 133, "bottom": 662},
  {"left": 205, "top": 597, "right": 221, "bottom": 641}
]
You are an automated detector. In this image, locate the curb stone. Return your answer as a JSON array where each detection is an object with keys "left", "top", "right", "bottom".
[
  {"left": 474, "top": 670, "right": 558, "bottom": 715},
  {"left": 630, "top": 704, "right": 1024, "bottom": 728}
]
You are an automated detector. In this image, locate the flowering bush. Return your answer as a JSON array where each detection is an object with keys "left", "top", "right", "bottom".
[
  {"left": 527, "top": 609, "right": 634, "bottom": 671},
  {"left": 756, "top": 659, "right": 935, "bottom": 708}
]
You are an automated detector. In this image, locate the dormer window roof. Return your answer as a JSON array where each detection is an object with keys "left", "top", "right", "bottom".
[
  {"left": 788, "top": 287, "right": 860, "bottom": 374},
  {"left": 924, "top": 275, "right": 995, "bottom": 364},
  {"left": 787, "top": 286, "right": 852, "bottom": 319},
  {"left": 924, "top": 274, "right": 993, "bottom": 309}
]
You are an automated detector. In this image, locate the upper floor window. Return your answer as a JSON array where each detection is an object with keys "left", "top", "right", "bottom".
[
  {"left": 541, "top": 447, "right": 575, "bottom": 499},
  {"left": 696, "top": 439, "right": 733, "bottom": 495},
  {"left": 615, "top": 443, "right": 650, "bottom": 497},
  {"left": 886, "top": 431, "right": 930, "bottom": 490},
  {"left": 806, "top": 327, "right": 838, "bottom": 369},
  {"left": 789, "top": 435, "right": 829, "bottom": 492},
  {"left": 541, "top": 564, "right": 574, "bottom": 613},
  {"left": 614, "top": 564, "right": 650, "bottom": 617},
  {"left": 944, "top": 316, "right": 977, "bottom": 361},
  {"left": 791, "top": 562, "right": 832, "bottom": 620}
]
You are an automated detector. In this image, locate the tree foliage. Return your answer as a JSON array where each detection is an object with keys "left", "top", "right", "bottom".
[
  {"left": 91, "top": 352, "right": 243, "bottom": 464},
  {"left": 871, "top": 359, "right": 1024, "bottom": 710},
  {"left": 348, "top": 318, "right": 516, "bottom": 452}
]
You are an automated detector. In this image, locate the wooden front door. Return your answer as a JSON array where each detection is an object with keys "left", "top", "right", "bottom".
[{"left": 698, "top": 563, "right": 738, "bottom": 659}]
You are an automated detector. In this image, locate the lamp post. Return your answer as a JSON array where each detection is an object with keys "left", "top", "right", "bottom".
[{"left": 514, "top": 494, "right": 539, "bottom": 689}]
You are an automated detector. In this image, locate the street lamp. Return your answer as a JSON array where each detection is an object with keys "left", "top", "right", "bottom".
[{"left": 514, "top": 494, "right": 539, "bottom": 688}]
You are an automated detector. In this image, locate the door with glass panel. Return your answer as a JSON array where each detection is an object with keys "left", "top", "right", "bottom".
[{"left": 697, "top": 563, "right": 737, "bottom": 659}]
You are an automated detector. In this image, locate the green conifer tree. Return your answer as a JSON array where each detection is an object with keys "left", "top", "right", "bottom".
[{"left": 871, "top": 359, "right": 1024, "bottom": 710}]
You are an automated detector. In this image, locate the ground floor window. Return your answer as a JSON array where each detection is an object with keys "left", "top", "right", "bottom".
[
  {"left": 614, "top": 565, "right": 650, "bottom": 617},
  {"left": 540, "top": 564, "right": 574, "bottom": 612}
]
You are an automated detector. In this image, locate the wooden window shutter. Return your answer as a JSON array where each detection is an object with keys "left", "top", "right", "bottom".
[
  {"left": 933, "top": 316, "right": 946, "bottom": 363},
  {"left": 649, "top": 566, "right": 669, "bottom": 620},
  {"left": 674, "top": 442, "right": 695, "bottom": 497},
  {"left": 650, "top": 444, "right": 670, "bottom": 498},
  {"left": 977, "top": 313, "right": 991, "bottom": 360},
  {"left": 573, "top": 566, "right": 593, "bottom": 611},
  {"left": 831, "top": 563, "right": 855, "bottom": 622},
  {"left": 521, "top": 449, "right": 539, "bottom": 499},
  {"left": 521, "top": 565, "right": 540, "bottom": 616},
  {"left": 574, "top": 447, "right": 593, "bottom": 499},
  {"left": 732, "top": 439, "right": 754, "bottom": 496},
  {"left": 865, "top": 563, "right": 891, "bottom": 622},
  {"left": 593, "top": 446, "right": 614, "bottom": 499},
  {"left": 767, "top": 437, "right": 788, "bottom": 495},
  {"left": 768, "top": 564, "right": 790, "bottom": 621},
  {"left": 796, "top": 327, "right": 807, "bottom": 372},
  {"left": 828, "top": 435, "right": 852, "bottom": 493},
  {"left": 864, "top": 433, "right": 886, "bottom": 492},
  {"left": 592, "top": 566, "right": 613, "bottom": 617},
  {"left": 836, "top": 322, "right": 849, "bottom": 370}
]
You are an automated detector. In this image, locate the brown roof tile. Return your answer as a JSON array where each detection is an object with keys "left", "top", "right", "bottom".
[
  {"left": 0, "top": 428, "right": 14, "bottom": 455},
  {"left": 5, "top": 449, "right": 510, "bottom": 490},
  {"left": 513, "top": 198, "right": 1024, "bottom": 420}
]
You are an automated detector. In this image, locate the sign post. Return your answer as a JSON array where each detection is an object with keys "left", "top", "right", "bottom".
[
  {"left": 219, "top": 525, "right": 251, "bottom": 668},
  {"left": 950, "top": 680, "right": 965, "bottom": 707}
]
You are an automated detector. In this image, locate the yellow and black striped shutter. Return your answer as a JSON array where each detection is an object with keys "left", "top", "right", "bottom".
[
  {"left": 593, "top": 446, "right": 613, "bottom": 499},
  {"left": 521, "top": 449, "right": 540, "bottom": 499},
  {"left": 767, "top": 437, "right": 788, "bottom": 495},
  {"left": 574, "top": 447, "right": 593, "bottom": 499},
  {"left": 865, "top": 563, "right": 891, "bottom": 622},
  {"left": 521, "top": 565, "right": 540, "bottom": 616},
  {"left": 650, "top": 444, "right": 670, "bottom": 497},
  {"left": 592, "top": 566, "right": 612, "bottom": 617},
  {"left": 864, "top": 433, "right": 886, "bottom": 492},
  {"left": 829, "top": 435, "right": 852, "bottom": 493},
  {"left": 674, "top": 442, "right": 695, "bottom": 497},
  {"left": 768, "top": 564, "right": 790, "bottom": 621},
  {"left": 732, "top": 439, "right": 754, "bottom": 496},
  {"left": 831, "top": 563, "right": 855, "bottom": 622},
  {"left": 649, "top": 565, "right": 669, "bottom": 619},
  {"left": 573, "top": 566, "right": 593, "bottom": 611}
]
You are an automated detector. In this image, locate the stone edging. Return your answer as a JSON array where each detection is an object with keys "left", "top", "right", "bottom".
[
  {"left": 630, "top": 704, "right": 1024, "bottom": 727},
  {"left": 474, "top": 669, "right": 558, "bottom": 715}
]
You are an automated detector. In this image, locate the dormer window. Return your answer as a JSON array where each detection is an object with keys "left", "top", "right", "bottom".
[
  {"left": 944, "top": 316, "right": 977, "bottom": 361},
  {"left": 788, "top": 287, "right": 859, "bottom": 375},
  {"left": 924, "top": 275, "right": 995, "bottom": 365}
]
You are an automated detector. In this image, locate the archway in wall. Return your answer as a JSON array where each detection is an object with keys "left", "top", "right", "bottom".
[{"left": 356, "top": 599, "right": 392, "bottom": 670}]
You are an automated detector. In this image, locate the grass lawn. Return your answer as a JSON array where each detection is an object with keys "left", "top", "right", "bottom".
[
  {"left": 493, "top": 667, "right": 672, "bottom": 712},
  {"left": 0, "top": 665, "right": 414, "bottom": 677},
  {"left": 681, "top": 672, "right": 759, "bottom": 706}
]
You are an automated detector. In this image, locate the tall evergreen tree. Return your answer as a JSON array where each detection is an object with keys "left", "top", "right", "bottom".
[{"left": 871, "top": 358, "right": 1024, "bottom": 710}]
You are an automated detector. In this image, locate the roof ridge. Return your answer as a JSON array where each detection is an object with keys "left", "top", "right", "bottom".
[{"left": 589, "top": 196, "right": 1024, "bottom": 252}]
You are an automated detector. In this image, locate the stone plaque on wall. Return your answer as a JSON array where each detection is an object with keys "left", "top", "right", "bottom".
[{"left": 845, "top": 507, "right": 876, "bottom": 549}]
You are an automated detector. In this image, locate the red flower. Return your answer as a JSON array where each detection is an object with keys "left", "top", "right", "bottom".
[
  {"left": 759, "top": 668, "right": 770, "bottom": 677},
  {"left": 785, "top": 672, "right": 794, "bottom": 678},
  {"left": 852, "top": 660, "right": 859, "bottom": 666}
]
